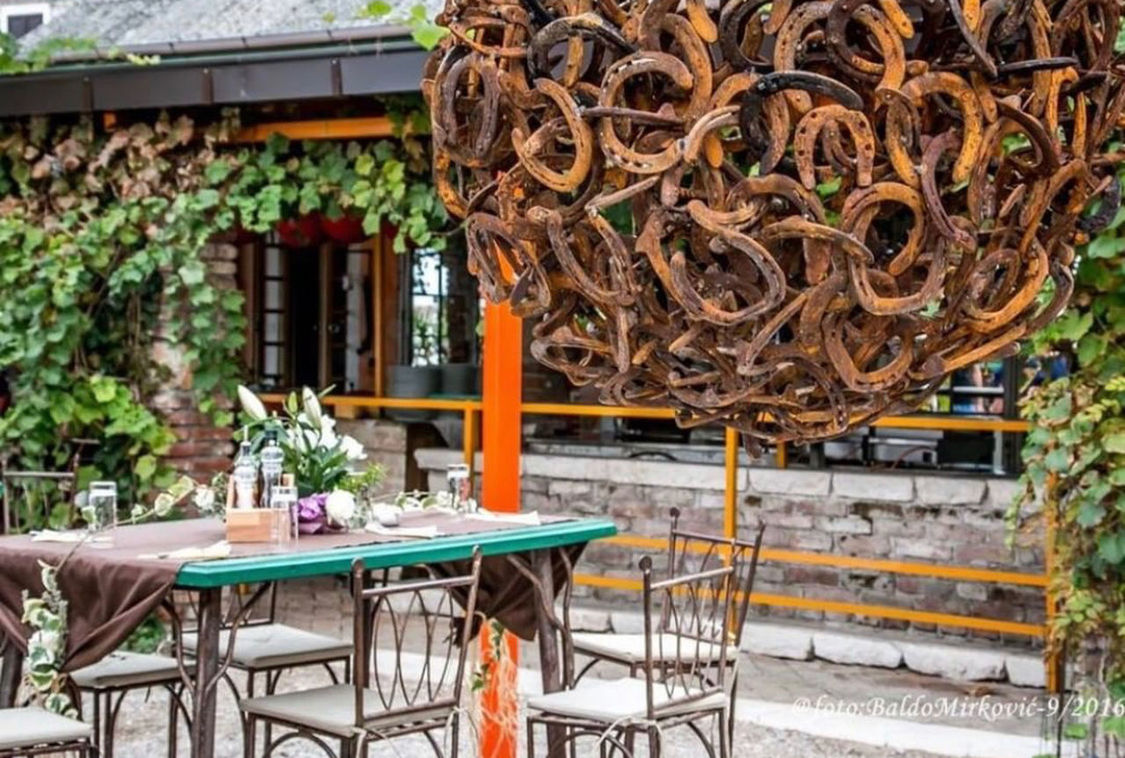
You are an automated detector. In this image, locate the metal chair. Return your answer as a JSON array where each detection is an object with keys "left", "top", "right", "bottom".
[
  {"left": 0, "top": 439, "right": 97, "bottom": 535},
  {"left": 72, "top": 648, "right": 193, "bottom": 758},
  {"left": 238, "top": 550, "right": 483, "bottom": 758},
  {"left": 0, "top": 706, "right": 95, "bottom": 758},
  {"left": 176, "top": 581, "right": 353, "bottom": 753},
  {"left": 571, "top": 509, "right": 765, "bottom": 682},
  {"left": 527, "top": 556, "right": 736, "bottom": 758}
]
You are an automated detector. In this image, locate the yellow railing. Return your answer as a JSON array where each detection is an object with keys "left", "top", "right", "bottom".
[{"left": 261, "top": 393, "right": 1044, "bottom": 639}]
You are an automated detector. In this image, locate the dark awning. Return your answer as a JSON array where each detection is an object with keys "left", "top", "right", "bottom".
[{"left": 0, "top": 28, "right": 428, "bottom": 117}]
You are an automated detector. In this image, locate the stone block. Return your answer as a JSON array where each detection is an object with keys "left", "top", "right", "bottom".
[
  {"left": 1005, "top": 653, "right": 1047, "bottom": 688},
  {"left": 985, "top": 478, "right": 1023, "bottom": 512},
  {"left": 814, "top": 516, "right": 873, "bottom": 535},
  {"left": 915, "top": 475, "right": 986, "bottom": 505},
  {"left": 743, "top": 622, "right": 813, "bottom": 659},
  {"left": 548, "top": 479, "right": 594, "bottom": 498},
  {"left": 832, "top": 472, "right": 914, "bottom": 502},
  {"left": 747, "top": 469, "right": 831, "bottom": 497},
  {"left": 759, "top": 511, "right": 815, "bottom": 529},
  {"left": 891, "top": 537, "right": 952, "bottom": 561},
  {"left": 955, "top": 582, "right": 990, "bottom": 602},
  {"left": 812, "top": 630, "right": 903, "bottom": 668},
  {"left": 899, "top": 641, "right": 1005, "bottom": 681}
]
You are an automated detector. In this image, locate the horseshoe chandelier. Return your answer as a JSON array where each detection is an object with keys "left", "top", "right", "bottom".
[{"left": 423, "top": 0, "right": 1124, "bottom": 448}]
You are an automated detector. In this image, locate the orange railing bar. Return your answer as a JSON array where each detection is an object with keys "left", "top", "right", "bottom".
[
  {"left": 257, "top": 392, "right": 1043, "bottom": 640},
  {"left": 573, "top": 574, "right": 1046, "bottom": 637},
  {"left": 602, "top": 534, "right": 1047, "bottom": 587}
]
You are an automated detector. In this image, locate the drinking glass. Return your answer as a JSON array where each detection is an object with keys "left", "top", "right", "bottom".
[
  {"left": 269, "top": 484, "right": 299, "bottom": 545},
  {"left": 85, "top": 481, "right": 118, "bottom": 543}
]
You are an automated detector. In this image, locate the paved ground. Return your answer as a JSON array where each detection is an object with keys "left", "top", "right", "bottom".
[{"left": 87, "top": 577, "right": 1056, "bottom": 758}]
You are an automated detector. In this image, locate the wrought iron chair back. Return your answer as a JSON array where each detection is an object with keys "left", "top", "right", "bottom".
[
  {"left": 0, "top": 469, "right": 76, "bottom": 535},
  {"left": 350, "top": 549, "right": 482, "bottom": 729},
  {"left": 665, "top": 508, "right": 766, "bottom": 646},
  {"left": 641, "top": 556, "right": 736, "bottom": 720},
  {"left": 0, "top": 439, "right": 98, "bottom": 535}
]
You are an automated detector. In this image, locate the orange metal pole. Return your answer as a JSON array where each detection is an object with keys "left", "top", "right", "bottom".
[{"left": 479, "top": 301, "right": 522, "bottom": 758}]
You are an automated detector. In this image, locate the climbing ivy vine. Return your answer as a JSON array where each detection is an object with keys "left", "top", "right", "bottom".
[
  {"left": 1011, "top": 152, "right": 1125, "bottom": 749},
  {"left": 0, "top": 101, "right": 445, "bottom": 512}
]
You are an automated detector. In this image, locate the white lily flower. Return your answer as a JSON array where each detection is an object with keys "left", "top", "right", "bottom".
[
  {"left": 340, "top": 434, "right": 366, "bottom": 461},
  {"left": 325, "top": 489, "right": 357, "bottom": 525},
  {"left": 302, "top": 387, "right": 323, "bottom": 428},
  {"left": 237, "top": 385, "right": 267, "bottom": 421}
]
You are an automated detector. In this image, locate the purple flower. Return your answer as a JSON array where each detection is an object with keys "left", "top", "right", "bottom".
[{"left": 295, "top": 493, "right": 328, "bottom": 534}]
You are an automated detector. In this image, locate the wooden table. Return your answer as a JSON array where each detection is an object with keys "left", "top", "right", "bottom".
[{"left": 1, "top": 517, "right": 617, "bottom": 758}]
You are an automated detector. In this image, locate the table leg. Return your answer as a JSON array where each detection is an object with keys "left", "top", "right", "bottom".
[
  {"left": 190, "top": 588, "right": 221, "bottom": 758},
  {"left": 0, "top": 641, "right": 21, "bottom": 707},
  {"left": 532, "top": 549, "right": 565, "bottom": 758}
]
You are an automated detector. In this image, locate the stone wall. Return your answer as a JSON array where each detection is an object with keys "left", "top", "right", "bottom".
[
  {"left": 416, "top": 448, "right": 1044, "bottom": 646},
  {"left": 335, "top": 419, "right": 409, "bottom": 493}
]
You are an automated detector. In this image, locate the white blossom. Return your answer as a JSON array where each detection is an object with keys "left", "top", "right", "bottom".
[
  {"left": 340, "top": 434, "right": 367, "bottom": 461},
  {"left": 301, "top": 387, "right": 323, "bottom": 428},
  {"left": 237, "top": 385, "right": 268, "bottom": 421},
  {"left": 325, "top": 489, "right": 357, "bottom": 525}
]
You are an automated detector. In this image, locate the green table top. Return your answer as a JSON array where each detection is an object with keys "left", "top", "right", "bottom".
[{"left": 174, "top": 518, "right": 617, "bottom": 588}]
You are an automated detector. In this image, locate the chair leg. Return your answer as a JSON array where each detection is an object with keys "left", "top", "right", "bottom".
[
  {"left": 448, "top": 711, "right": 460, "bottom": 758},
  {"left": 167, "top": 686, "right": 178, "bottom": 758},
  {"left": 526, "top": 717, "right": 536, "bottom": 758},
  {"left": 242, "top": 715, "right": 257, "bottom": 758},
  {"left": 645, "top": 725, "right": 661, "bottom": 758},
  {"left": 718, "top": 709, "right": 731, "bottom": 758}
]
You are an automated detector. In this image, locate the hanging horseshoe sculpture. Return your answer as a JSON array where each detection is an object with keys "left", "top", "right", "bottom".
[{"left": 426, "top": 0, "right": 1125, "bottom": 450}]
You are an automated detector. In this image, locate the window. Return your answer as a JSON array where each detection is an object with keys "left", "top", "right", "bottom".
[
  {"left": 1, "top": 3, "right": 49, "bottom": 38},
  {"left": 399, "top": 242, "right": 479, "bottom": 367},
  {"left": 240, "top": 237, "right": 376, "bottom": 393}
]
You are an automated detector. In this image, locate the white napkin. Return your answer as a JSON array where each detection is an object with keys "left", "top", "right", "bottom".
[
  {"left": 30, "top": 529, "right": 110, "bottom": 544},
  {"left": 139, "top": 540, "right": 231, "bottom": 561},
  {"left": 364, "top": 523, "right": 438, "bottom": 539},
  {"left": 472, "top": 510, "right": 541, "bottom": 526}
]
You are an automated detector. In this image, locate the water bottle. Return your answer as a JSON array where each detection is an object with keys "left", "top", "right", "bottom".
[
  {"left": 260, "top": 433, "right": 284, "bottom": 510},
  {"left": 232, "top": 439, "right": 258, "bottom": 510}
]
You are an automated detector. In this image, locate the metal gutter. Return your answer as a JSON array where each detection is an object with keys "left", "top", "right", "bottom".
[{"left": 0, "top": 31, "right": 429, "bottom": 117}]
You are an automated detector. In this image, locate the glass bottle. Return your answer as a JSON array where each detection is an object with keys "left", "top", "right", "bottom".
[
  {"left": 232, "top": 439, "right": 258, "bottom": 510},
  {"left": 259, "top": 433, "right": 284, "bottom": 510}
]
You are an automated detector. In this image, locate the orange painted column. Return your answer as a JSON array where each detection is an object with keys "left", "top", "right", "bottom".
[{"left": 479, "top": 300, "right": 523, "bottom": 758}]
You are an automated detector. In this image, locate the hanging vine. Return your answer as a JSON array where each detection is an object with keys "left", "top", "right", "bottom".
[
  {"left": 0, "top": 100, "right": 445, "bottom": 513},
  {"left": 1011, "top": 153, "right": 1125, "bottom": 750}
]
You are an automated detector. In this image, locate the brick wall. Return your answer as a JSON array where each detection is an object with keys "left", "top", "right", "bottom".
[
  {"left": 152, "top": 242, "right": 238, "bottom": 477},
  {"left": 416, "top": 448, "right": 1044, "bottom": 646}
]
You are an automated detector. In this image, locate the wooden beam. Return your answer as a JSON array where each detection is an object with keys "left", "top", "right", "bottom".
[{"left": 232, "top": 116, "right": 398, "bottom": 143}]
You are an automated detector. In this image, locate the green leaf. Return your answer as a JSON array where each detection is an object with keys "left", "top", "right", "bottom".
[
  {"left": 135, "top": 454, "right": 157, "bottom": 480},
  {"left": 1097, "top": 532, "right": 1125, "bottom": 565},
  {"left": 362, "top": 0, "right": 392, "bottom": 16},
  {"left": 411, "top": 23, "right": 449, "bottom": 50},
  {"left": 178, "top": 261, "right": 206, "bottom": 286},
  {"left": 1105, "top": 432, "right": 1125, "bottom": 453}
]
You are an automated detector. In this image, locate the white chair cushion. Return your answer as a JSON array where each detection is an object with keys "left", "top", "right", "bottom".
[
  {"left": 572, "top": 632, "right": 736, "bottom": 665},
  {"left": 527, "top": 678, "right": 726, "bottom": 722},
  {"left": 72, "top": 651, "right": 189, "bottom": 690},
  {"left": 181, "top": 623, "right": 351, "bottom": 669},
  {"left": 0, "top": 706, "right": 92, "bottom": 750},
  {"left": 240, "top": 684, "right": 452, "bottom": 738}
]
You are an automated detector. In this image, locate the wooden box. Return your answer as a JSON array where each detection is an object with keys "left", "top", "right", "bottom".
[{"left": 226, "top": 509, "right": 275, "bottom": 543}]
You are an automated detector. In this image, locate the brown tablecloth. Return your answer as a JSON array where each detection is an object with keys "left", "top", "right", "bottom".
[{"left": 0, "top": 511, "right": 582, "bottom": 671}]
